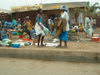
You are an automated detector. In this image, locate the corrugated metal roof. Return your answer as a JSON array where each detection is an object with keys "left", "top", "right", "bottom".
[
  {"left": 42, "top": 2, "right": 88, "bottom": 10},
  {"left": 11, "top": 2, "right": 88, "bottom": 12}
]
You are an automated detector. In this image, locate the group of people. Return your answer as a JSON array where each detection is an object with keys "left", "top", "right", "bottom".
[
  {"left": 0, "top": 5, "right": 95, "bottom": 48},
  {"left": 35, "top": 5, "right": 69, "bottom": 48},
  {"left": 0, "top": 16, "right": 35, "bottom": 40}
]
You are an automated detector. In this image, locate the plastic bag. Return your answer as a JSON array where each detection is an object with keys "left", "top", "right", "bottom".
[
  {"left": 40, "top": 23, "right": 49, "bottom": 36},
  {"left": 24, "top": 42, "right": 31, "bottom": 46},
  {"left": 44, "top": 28, "right": 49, "bottom": 36},
  {"left": 1, "top": 39, "right": 12, "bottom": 47}
]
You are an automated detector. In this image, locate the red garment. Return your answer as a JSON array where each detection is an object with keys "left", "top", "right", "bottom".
[{"left": 91, "top": 18, "right": 94, "bottom": 28}]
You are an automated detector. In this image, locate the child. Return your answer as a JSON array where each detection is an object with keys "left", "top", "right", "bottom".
[{"left": 18, "top": 29, "right": 23, "bottom": 39}]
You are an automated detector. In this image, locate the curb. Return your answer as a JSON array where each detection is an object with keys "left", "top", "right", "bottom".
[{"left": 0, "top": 48, "right": 100, "bottom": 63}]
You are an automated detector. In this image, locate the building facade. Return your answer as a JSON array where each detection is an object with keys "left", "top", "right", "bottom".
[{"left": 11, "top": 2, "right": 88, "bottom": 25}]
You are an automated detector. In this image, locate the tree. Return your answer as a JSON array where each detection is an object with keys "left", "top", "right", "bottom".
[{"left": 86, "top": 2, "right": 100, "bottom": 18}]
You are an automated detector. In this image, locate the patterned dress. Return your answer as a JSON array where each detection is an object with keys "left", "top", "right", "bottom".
[{"left": 85, "top": 17, "right": 94, "bottom": 36}]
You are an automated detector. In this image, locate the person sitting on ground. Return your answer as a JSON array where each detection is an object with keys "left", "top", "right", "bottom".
[{"left": 26, "top": 16, "right": 33, "bottom": 39}]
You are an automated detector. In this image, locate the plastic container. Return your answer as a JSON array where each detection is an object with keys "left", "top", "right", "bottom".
[
  {"left": 12, "top": 32, "right": 17, "bottom": 35},
  {"left": 23, "top": 38, "right": 32, "bottom": 41},
  {"left": 19, "top": 35, "right": 23, "bottom": 39},
  {"left": 12, "top": 44, "right": 20, "bottom": 48},
  {"left": 2, "top": 35, "right": 7, "bottom": 39},
  {"left": 92, "top": 37, "right": 99, "bottom": 42}
]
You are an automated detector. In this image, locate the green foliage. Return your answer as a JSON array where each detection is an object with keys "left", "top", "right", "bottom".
[
  {"left": 70, "top": 2, "right": 100, "bottom": 18},
  {"left": 86, "top": 2, "right": 99, "bottom": 18}
]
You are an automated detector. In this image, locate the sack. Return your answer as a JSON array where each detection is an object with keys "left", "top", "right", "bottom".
[
  {"left": 54, "top": 29, "right": 62, "bottom": 38},
  {"left": 1, "top": 39, "right": 12, "bottom": 47},
  {"left": 62, "top": 19, "right": 67, "bottom": 32},
  {"left": 44, "top": 27, "right": 49, "bottom": 36},
  {"left": 40, "top": 23, "right": 49, "bottom": 36}
]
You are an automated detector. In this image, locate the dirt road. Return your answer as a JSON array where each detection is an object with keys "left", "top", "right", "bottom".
[{"left": 0, "top": 57, "right": 100, "bottom": 75}]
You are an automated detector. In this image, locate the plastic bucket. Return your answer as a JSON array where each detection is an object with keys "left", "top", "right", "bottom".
[
  {"left": 12, "top": 32, "right": 17, "bottom": 35},
  {"left": 23, "top": 38, "right": 32, "bottom": 41},
  {"left": 12, "top": 44, "right": 20, "bottom": 48},
  {"left": 92, "top": 37, "right": 99, "bottom": 42},
  {"left": 2, "top": 35, "right": 7, "bottom": 39}
]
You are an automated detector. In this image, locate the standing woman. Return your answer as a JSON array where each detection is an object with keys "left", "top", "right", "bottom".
[
  {"left": 85, "top": 14, "right": 94, "bottom": 37},
  {"left": 12, "top": 18, "right": 17, "bottom": 30},
  {"left": 35, "top": 9, "right": 45, "bottom": 47},
  {"left": 57, "top": 5, "right": 69, "bottom": 48}
]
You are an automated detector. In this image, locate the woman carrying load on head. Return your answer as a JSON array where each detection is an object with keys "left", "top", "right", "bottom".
[{"left": 57, "top": 5, "right": 69, "bottom": 48}]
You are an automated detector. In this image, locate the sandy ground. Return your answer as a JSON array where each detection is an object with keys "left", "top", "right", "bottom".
[
  {"left": 20, "top": 41, "right": 100, "bottom": 52},
  {"left": 0, "top": 57, "right": 100, "bottom": 75}
]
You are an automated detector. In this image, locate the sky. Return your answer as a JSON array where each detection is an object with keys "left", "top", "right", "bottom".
[{"left": 0, "top": 0, "right": 100, "bottom": 10}]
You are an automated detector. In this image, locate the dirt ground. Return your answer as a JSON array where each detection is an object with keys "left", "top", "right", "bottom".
[{"left": 1, "top": 28, "right": 100, "bottom": 51}]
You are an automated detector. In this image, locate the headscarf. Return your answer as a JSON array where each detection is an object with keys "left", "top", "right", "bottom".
[{"left": 60, "top": 5, "right": 69, "bottom": 13}]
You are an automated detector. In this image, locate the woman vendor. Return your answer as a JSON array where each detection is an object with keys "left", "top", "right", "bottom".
[
  {"left": 85, "top": 14, "right": 94, "bottom": 37},
  {"left": 35, "top": 9, "right": 45, "bottom": 47},
  {"left": 57, "top": 5, "right": 69, "bottom": 48}
]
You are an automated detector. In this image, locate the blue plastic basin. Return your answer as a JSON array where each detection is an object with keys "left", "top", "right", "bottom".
[{"left": 12, "top": 44, "right": 20, "bottom": 48}]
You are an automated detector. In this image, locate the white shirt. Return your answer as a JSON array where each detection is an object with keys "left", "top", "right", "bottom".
[
  {"left": 61, "top": 11, "right": 69, "bottom": 31},
  {"left": 48, "top": 19, "right": 51, "bottom": 25}
]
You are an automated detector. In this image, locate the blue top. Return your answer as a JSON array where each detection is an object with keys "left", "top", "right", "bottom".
[
  {"left": 8, "top": 22, "right": 12, "bottom": 26},
  {"left": 12, "top": 19, "right": 17, "bottom": 26},
  {"left": 4, "top": 21, "right": 8, "bottom": 26},
  {"left": 36, "top": 16, "right": 42, "bottom": 23}
]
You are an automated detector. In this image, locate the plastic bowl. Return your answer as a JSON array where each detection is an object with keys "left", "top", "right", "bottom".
[
  {"left": 23, "top": 38, "right": 32, "bottom": 41},
  {"left": 92, "top": 37, "right": 99, "bottom": 42},
  {"left": 12, "top": 44, "right": 20, "bottom": 48},
  {"left": 12, "top": 32, "right": 17, "bottom": 35},
  {"left": 2, "top": 35, "right": 7, "bottom": 39}
]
